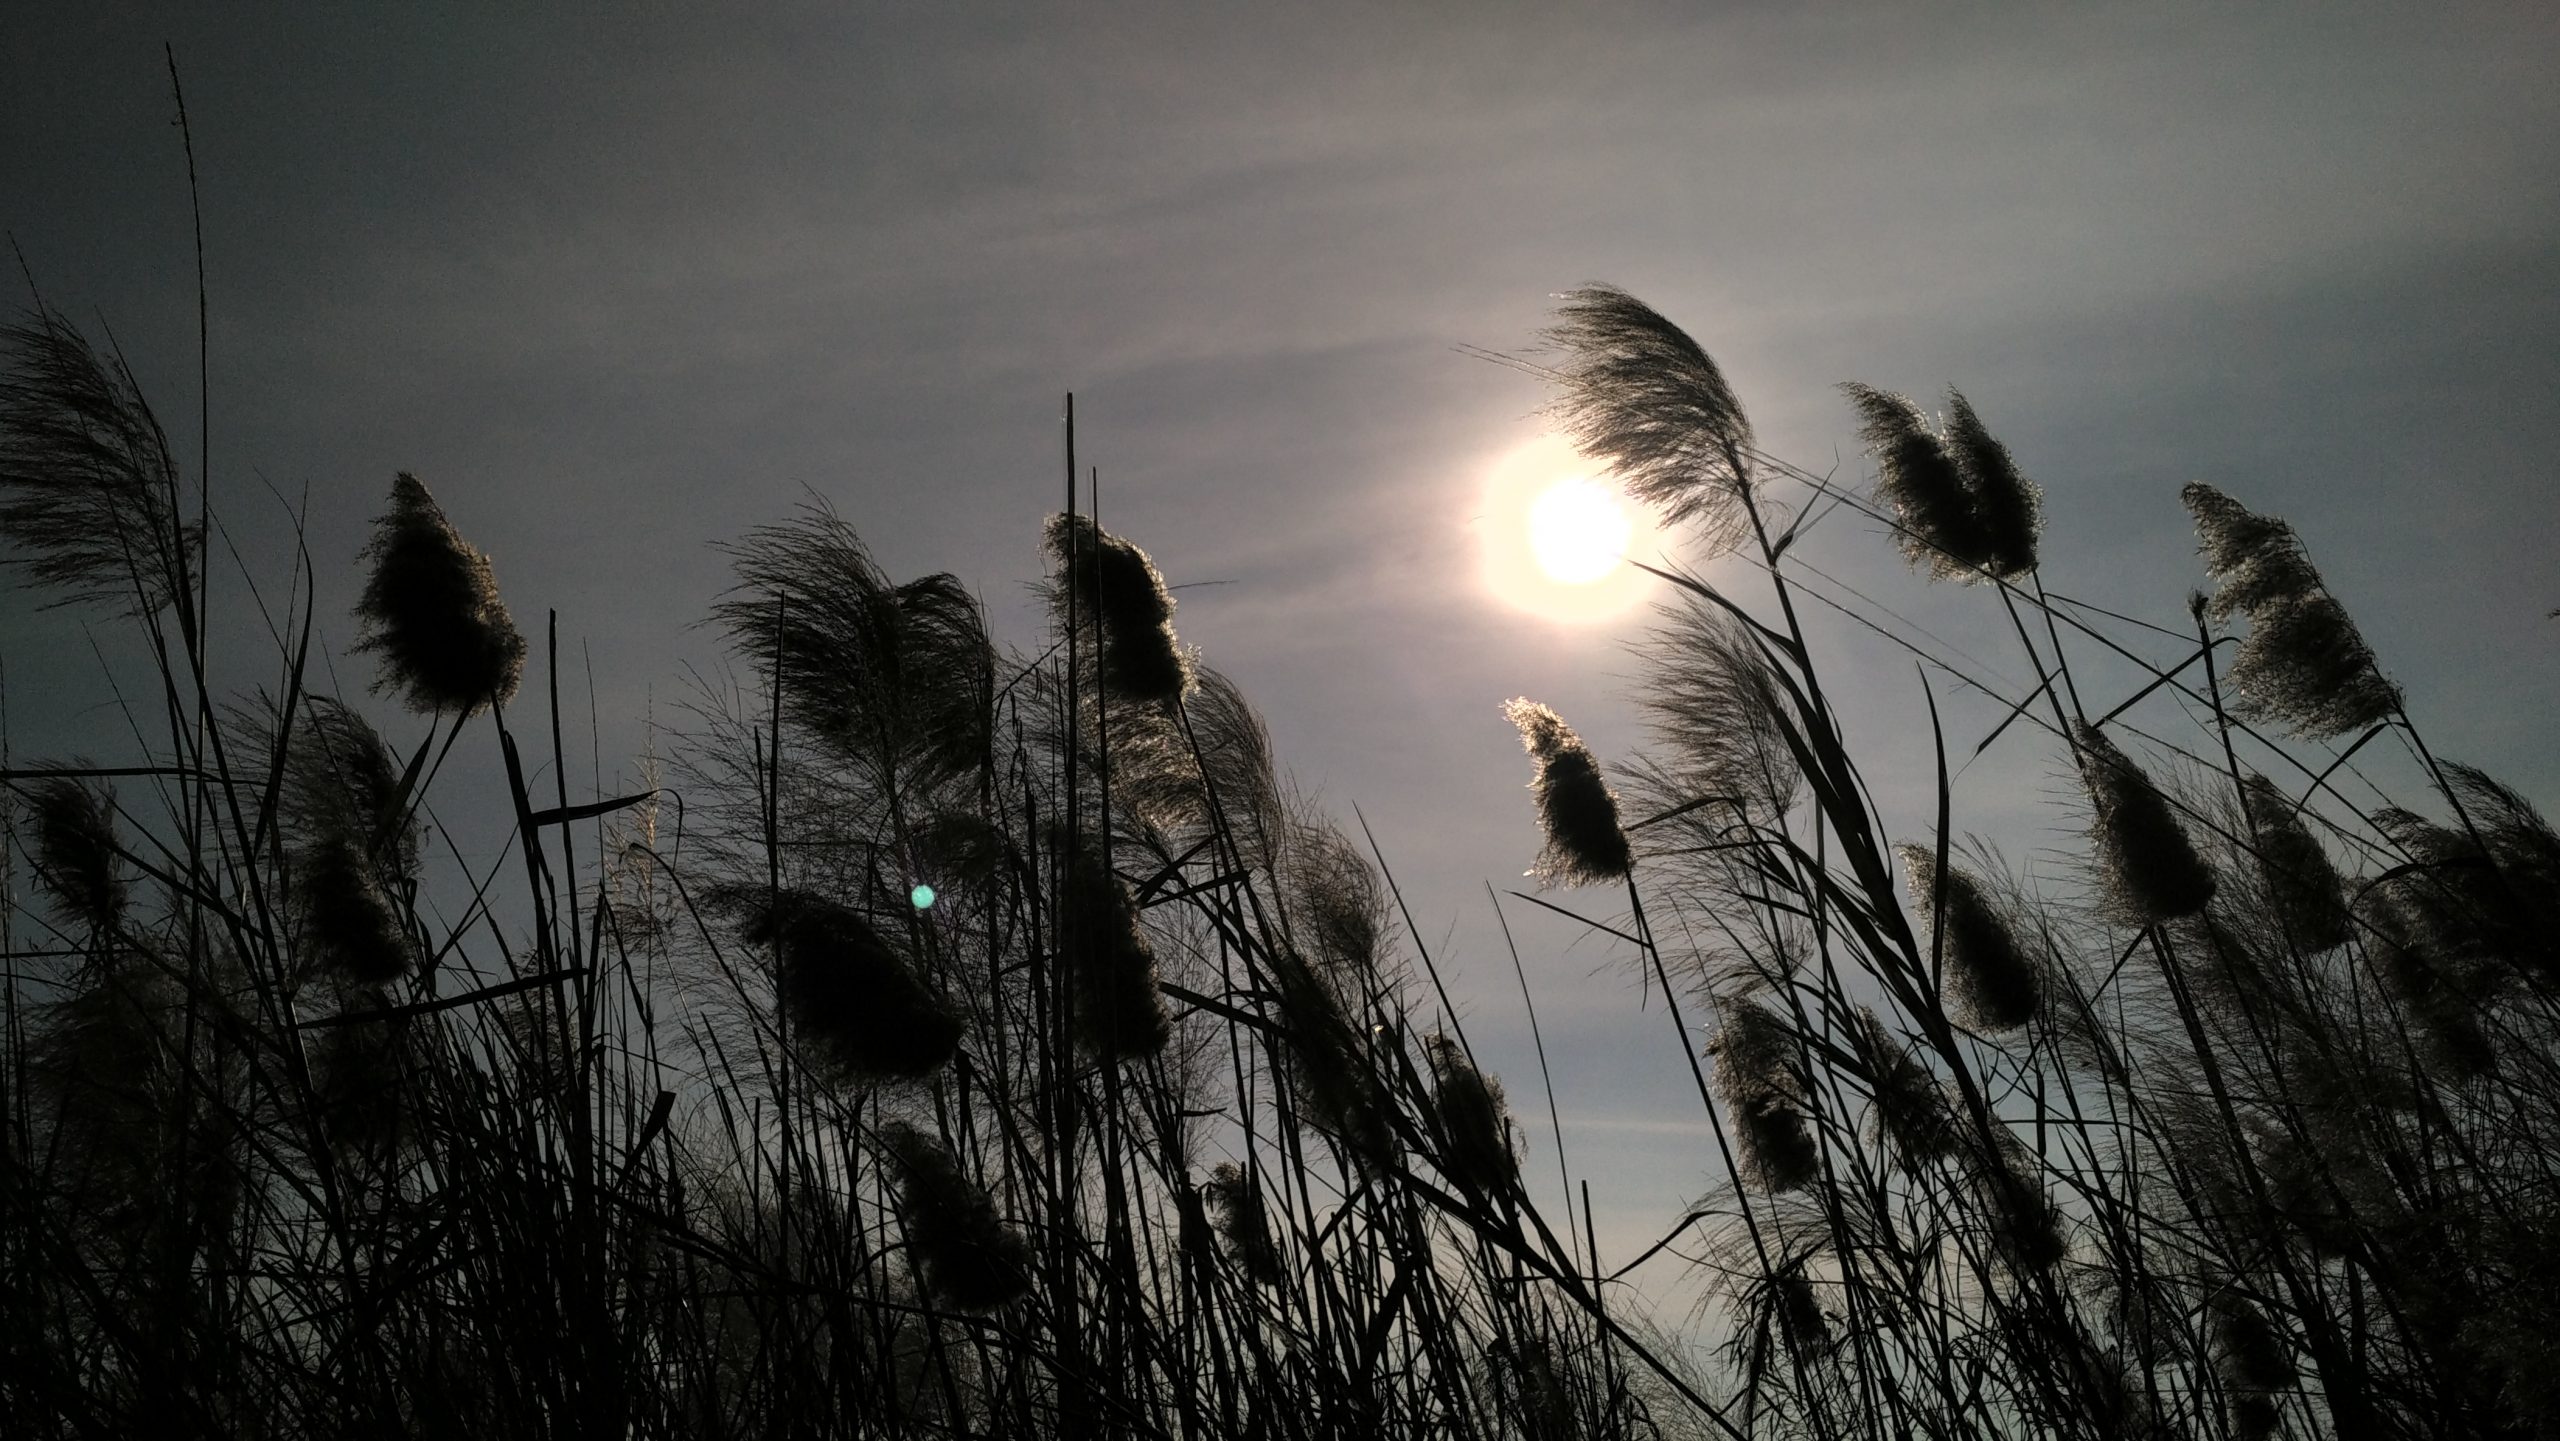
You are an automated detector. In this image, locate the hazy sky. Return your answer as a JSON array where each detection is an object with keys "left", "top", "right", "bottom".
[{"left": 8, "top": 1, "right": 2557, "bottom": 1282}]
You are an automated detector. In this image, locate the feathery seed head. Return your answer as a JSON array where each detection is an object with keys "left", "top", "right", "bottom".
[
  {"left": 1504, "top": 698, "right": 1632, "bottom": 885},
  {"left": 1203, "top": 1162, "right": 1286, "bottom": 1286},
  {"left": 1424, "top": 1034, "right": 1516, "bottom": 1197},
  {"left": 2182, "top": 483, "right": 2398, "bottom": 738},
  {"left": 716, "top": 510, "right": 998, "bottom": 789},
  {"left": 2210, "top": 1294, "right": 2292, "bottom": 1441},
  {"left": 1941, "top": 388, "right": 2043, "bottom": 577},
  {"left": 1851, "top": 1007, "right": 1955, "bottom": 1170},
  {"left": 28, "top": 777, "right": 126, "bottom": 935},
  {"left": 310, "top": 997, "right": 411, "bottom": 1156},
  {"left": 2238, "top": 773, "right": 2351, "bottom": 951},
  {"left": 1266, "top": 948, "right": 1399, "bottom": 1167},
  {"left": 1060, "top": 838, "right": 1171, "bottom": 1063},
  {"left": 299, "top": 837, "right": 413, "bottom": 985},
  {"left": 2361, "top": 891, "right": 2497, "bottom": 1078},
  {"left": 1899, "top": 845, "right": 2042, "bottom": 1030},
  {"left": 1043, "top": 513, "right": 1191, "bottom": 704},
  {"left": 284, "top": 696, "right": 420, "bottom": 879},
  {"left": 1842, "top": 384, "right": 1996, "bottom": 580},
  {"left": 880, "top": 1123, "right": 1031, "bottom": 1312},
  {"left": 1543, "top": 285, "right": 1759, "bottom": 552},
  {"left": 2182, "top": 484, "right": 2320, "bottom": 621},
  {"left": 1976, "top": 1132, "right": 2067, "bottom": 1272},
  {"left": 2074, "top": 724, "right": 2217, "bottom": 924},
  {"left": 0, "top": 313, "right": 197, "bottom": 614},
  {"left": 354, "top": 473, "right": 525, "bottom": 714},
  {"left": 1707, "top": 1000, "right": 1819, "bottom": 1193},
  {"left": 2230, "top": 592, "right": 2402, "bottom": 738},
  {"left": 743, "top": 890, "right": 963, "bottom": 1081}
]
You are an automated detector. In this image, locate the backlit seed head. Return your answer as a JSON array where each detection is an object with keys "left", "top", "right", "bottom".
[
  {"left": 880, "top": 1123, "right": 1031, "bottom": 1313},
  {"left": 353, "top": 473, "right": 525, "bottom": 715},
  {"left": 1504, "top": 698, "right": 1632, "bottom": 885},
  {"left": 2074, "top": 724, "right": 2216, "bottom": 924}
]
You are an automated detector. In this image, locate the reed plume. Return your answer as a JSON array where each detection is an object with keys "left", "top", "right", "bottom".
[
  {"left": 1707, "top": 1000, "right": 1819, "bottom": 1193},
  {"left": 354, "top": 473, "right": 526, "bottom": 714},
  {"left": 27, "top": 776, "right": 127, "bottom": 935},
  {"left": 1203, "top": 1161, "right": 1286, "bottom": 1287},
  {"left": 1635, "top": 597, "right": 1801, "bottom": 818},
  {"left": 880, "top": 1123, "right": 1031, "bottom": 1313},
  {"left": 1424, "top": 1033, "right": 1516, "bottom": 1198},
  {"left": 2237, "top": 772, "right": 2351, "bottom": 951},
  {"left": 2182, "top": 483, "right": 2399, "bottom": 738},
  {"left": 1285, "top": 821, "right": 1390, "bottom": 986},
  {"left": 1940, "top": 388, "right": 2042, "bottom": 577},
  {"left": 310, "top": 996, "right": 411, "bottom": 1156},
  {"left": 740, "top": 889, "right": 963, "bottom": 1081},
  {"left": 1974, "top": 1131, "right": 2066, "bottom": 1272},
  {"left": 1544, "top": 284, "right": 1759, "bottom": 552},
  {"left": 1899, "top": 845, "right": 2041, "bottom": 1030},
  {"left": 298, "top": 836, "right": 413, "bottom": 984},
  {"left": 1044, "top": 513, "right": 1190, "bottom": 704},
  {"left": 1503, "top": 698, "right": 1632, "bottom": 886},
  {"left": 0, "top": 312, "right": 196, "bottom": 613},
  {"left": 2073, "top": 723, "right": 2216, "bottom": 924},
  {"left": 2372, "top": 765, "right": 2560, "bottom": 984},
  {"left": 716, "top": 507, "right": 996, "bottom": 790},
  {"left": 2209, "top": 1294, "right": 2292, "bottom": 1441},
  {"left": 1843, "top": 384, "right": 1994, "bottom": 580},
  {"left": 281, "top": 695, "right": 420, "bottom": 878},
  {"left": 1060, "top": 837, "right": 1171, "bottom": 1062},
  {"left": 1849, "top": 1007, "right": 1953, "bottom": 1171},
  {"left": 1266, "top": 947, "right": 1397, "bottom": 1167}
]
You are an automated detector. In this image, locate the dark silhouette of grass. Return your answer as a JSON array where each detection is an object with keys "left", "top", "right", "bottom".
[{"left": 2, "top": 280, "right": 2556, "bottom": 1441}]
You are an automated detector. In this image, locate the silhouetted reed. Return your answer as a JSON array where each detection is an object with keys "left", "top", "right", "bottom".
[
  {"left": 1503, "top": 698, "right": 1633, "bottom": 885},
  {"left": 1848, "top": 1008, "right": 1952, "bottom": 1171},
  {"left": 880, "top": 1123, "right": 1032, "bottom": 1313},
  {"left": 354, "top": 472, "right": 526, "bottom": 714},
  {"left": 2074, "top": 722, "right": 2217, "bottom": 924},
  {"left": 297, "top": 835, "right": 412, "bottom": 984},
  {"left": 1202, "top": 1161, "right": 1286, "bottom": 1287},
  {"left": 736, "top": 888, "right": 963, "bottom": 1081},
  {"left": 1264, "top": 946, "right": 1399, "bottom": 1167},
  {"left": 1059, "top": 836, "right": 1171, "bottom": 1062},
  {"left": 1898, "top": 845, "right": 2042, "bottom": 1030},
  {"left": 2183, "top": 482, "right": 2399, "bottom": 738},
  {"left": 27, "top": 776, "right": 127, "bottom": 936},
  {"left": 1424, "top": 1033, "right": 1516, "bottom": 1198},
  {"left": 2237, "top": 771, "right": 2352, "bottom": 951},
  {"left": 1939, "top": 388, "right": 2042, "bottom": 577},
  {"left": 716, "top": 506, "right": 996, "bottom": 791},
  {"left": 12, "top": 274, "right": 2557, "bottom": 1441},
  {"left": 1544, "top": 283, "right": 1759, "bottom": 552},
  {"left": 1706, "top": 1000, "right": 1819, "bottom": 1194},
  {"left": 2210, "top": 1294, "right": 2293, "bottom": 1441},
  {"left": 0, "top": 311, "right": 197, "bottom": 613},
  {"left": 1043, "top": 512, "right": 1190, "bottom": 704},
  {"left": 1842, "top": 384, "right": 1998, "bottom": 581}
]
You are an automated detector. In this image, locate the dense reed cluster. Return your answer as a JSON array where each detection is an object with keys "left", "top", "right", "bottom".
[{"left": 4, "top": 276, "right": 2552, "bottom": 1441}]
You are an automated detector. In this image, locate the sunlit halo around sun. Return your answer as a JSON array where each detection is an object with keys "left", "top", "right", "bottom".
[
  {"left": 1477, "top": 434, "right": 1658, "bottom": 622},
  {"left": 1528, "top": 475, "right": 1632, "bottom": 583}
]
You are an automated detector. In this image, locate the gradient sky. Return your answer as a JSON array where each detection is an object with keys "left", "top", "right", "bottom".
[{"left": 8, "top": 1, "right": 2557, "bottom": 1294}]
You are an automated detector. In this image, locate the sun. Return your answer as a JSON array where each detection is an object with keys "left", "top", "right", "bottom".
[
  {"left": 1528, "top": 475, "right": 1633, "bottom": 583},
  {"left": 1476, "top": 434, "right": 1658, "bottom": 622}
]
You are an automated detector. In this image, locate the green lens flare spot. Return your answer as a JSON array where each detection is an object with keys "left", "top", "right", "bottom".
[{"left": 909, "top": 883, "right": 936, "bottom": 910}]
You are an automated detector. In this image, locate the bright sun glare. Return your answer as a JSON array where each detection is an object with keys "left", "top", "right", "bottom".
[
  {"left": 1478, "top": 434, "right": 1657, "bottom": 623},
  {"left": 1528, "top": 476, "right": 1632, "bottom": 584}
]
